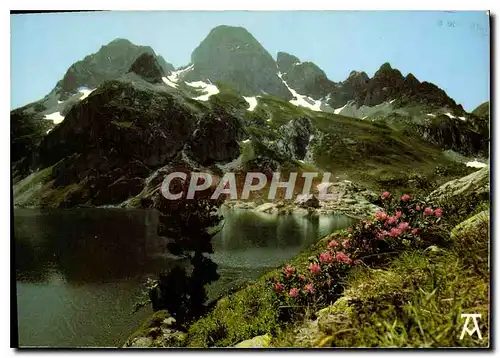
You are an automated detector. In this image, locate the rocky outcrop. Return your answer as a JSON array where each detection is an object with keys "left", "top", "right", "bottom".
[
  {"left": 427, "top": 165, "right": 489, "bottom": 203},
  {"left": 123, "top": 311, "right": 187, "bottom": 348},
  {"left": 23, "top": 77, "right": 243, "bottom": 207},
  {"left": 450, "top": 210, "right": 489, "bottom": 240},
  {"left": 277, "top": 52, "right": 336, "bottom": 99},
  {"left": 295, "top": 194, "right": 320, "bottom": 208},
  {"left": 128, "top": 52, "right": 166, "bottom": 83},
  {"left": 472, "top": 101, "right": 490, "bottom": 122},
  {"left": 187, "top": 111, "right": 244, "bottom": 165},
  {"left": 275, "top": 116, "right": 314, "bottom": 160},
  {"left": 184, "top": 25, "right": 292, "bottom": 99},
  {"left": 55, "top": 38, "right": 173, "bottom": 99}
]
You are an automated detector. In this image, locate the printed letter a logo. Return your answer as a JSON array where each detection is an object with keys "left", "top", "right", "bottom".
[{"left": 460, "top": 314, "right": 482, "bottom": 340}]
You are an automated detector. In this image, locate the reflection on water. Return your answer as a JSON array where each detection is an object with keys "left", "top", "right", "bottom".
[{"left": 14, "top": 208, "right": 356, "bottom": 347}]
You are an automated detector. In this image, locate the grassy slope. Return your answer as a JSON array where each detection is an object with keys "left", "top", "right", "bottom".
[{"left": 178, "top": 205, "right": 489, "bottom": 348}]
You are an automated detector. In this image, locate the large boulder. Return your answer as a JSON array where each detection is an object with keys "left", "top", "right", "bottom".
[
  {"left": 450, "top": 210, "right": 489, "bottom": 240},
  {"left": 123, "top": 311, "right": 187, "bottom": 348},
  {"left": 427, "top": 166, "right": 489, "bottom": 203},
  {"left": 295, "top": 194, "right": 320, "bottom": 208}
]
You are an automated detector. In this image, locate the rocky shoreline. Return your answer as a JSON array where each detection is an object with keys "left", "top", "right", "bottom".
[{"left": 222, "top": 180, "right": 381, "bottom": 219}]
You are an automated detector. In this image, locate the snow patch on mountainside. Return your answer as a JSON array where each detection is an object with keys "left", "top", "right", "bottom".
[
  {"left": 162, "top": 76, "right": 178, "bottom": 88},
  {"left": 427, "top": 113, "right": 436, "bottom": 117},
  {"left": 466, "top": 160, "right": 487, "bottom": 168},
  {"left": 277, "top": 72, "right": 322, "bottom": 112},
  {"left": 334, "top": 103, "right": 348, "bottom": 114},
  {"left": 331, "top": 100, "right": 408, "bottom": 119},
  {"left": 44, "top": 112, "right": 65, "bottom": 124},
  {"left": 458, "top": 116, "right": 466, "bottom": 121},
  {"left": 167, "top": 64, "right": 194, "bottom": 83},
  {"left": 186, "top": 80, "right": 219, "bottom": 101},
  {"left": 243, "top": 96, "right": 258, "bottom": 111},
  {"left": 444, "top": 112, "right": 456, "bottom": 119},
  {"left": 78, "top": 88, "right": 94, "bottom": 100}
]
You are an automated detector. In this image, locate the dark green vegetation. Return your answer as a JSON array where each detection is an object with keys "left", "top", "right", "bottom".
[{"left": 146, "top": 179, "right": 223, "bottom": 325}]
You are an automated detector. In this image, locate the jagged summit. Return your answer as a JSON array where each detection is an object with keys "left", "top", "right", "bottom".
[
  {"left": 277, "top": 52, "right": 301, "bottom": 70},
  {"left": 183, "top": 25, "right": 292, "bottom": 99},
  {"left": 54, "top": 38, "right": 174, "bottom": 100},
  {"left": 378, "top": 62, "right": 393, "bottom": 72}
]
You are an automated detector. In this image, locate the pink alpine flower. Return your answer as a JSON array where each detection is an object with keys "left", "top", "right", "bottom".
[
  {"left": 353, "top": 259, "right": 361, "bottom": 265},
  {"left": 319, "top": 252, "right": 334, "bottom": 264},
  {"left": 401, "top": 194, "right": 411, "bottom": 202},
  {"left": 283, "top": 264, "right": 296, "bottom": 279},
  {"left": 398, "top": 222, "right": 410, "bottom": 231},
  {"left": 309, "top": 263, "right": 321, "bottom": 275},
  {"left": 390, "top": 228, "right": 402, "bottom": 237},
  {"left": 411, "top": 228, "right": 419, "bottom": 235},
  {"left": 375, "top": 211, "right": 388, "bottom": 221},
  {"left": 273, "top": 282, "right": 284, "bottom": 293},
  {"left": 342, "top": 239, "right": 350, "bottom": 248},
  {"left": 289, "top": 288, "right": 299, "bottom": 298},
  {"left": 415, "top": 205, "right": 421, "bottom": 211},
  {"left": 376, "top": 231, "right": 385, "bottom": 239},
  {"left": 381, "top": 191, "right": 391, "bottom": 200},
  {"left": 328, "top": 240, "right": 340, "bottom": 249},
  {"left": 304, "top": 283, "right": 315, "bottom": 295},
  {"left": 347, "top": 227, "right": 353, "bottom": 233},
  {"left": 335, "top": 251, "right": 353, "bottom": 264},
  {"left": 435, "top": 208, "right": 443, "bottom": 217},
  {"left": 386, "top": 216, "right": 397, "bottom": 225},
  {"left": 395, "top": 211, "right": 403, "bottom": 219},
  {"left": 424, "top": 207, "right": 434, "bottom": 216},
  {"left": 299, "top": 275, "right": 305, "bottom": 282}
]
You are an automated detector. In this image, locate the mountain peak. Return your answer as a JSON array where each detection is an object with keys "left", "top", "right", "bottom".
[
  {"left": 379, "top": 62, "right": 393, "bottom": 71},
  {"left": 184, "top": 25, "right": 292, "bottom": 98},
  {"left": 106, "top": 38, "right": 135, "bottom": 46},
  {"left": 277, "top": 52, "right": 301, "bottom": 70}
]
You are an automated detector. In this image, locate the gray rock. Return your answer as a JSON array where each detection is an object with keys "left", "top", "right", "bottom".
[
  {"left": 295, "top": 194, "right": 320, "bottom": 208},
  {"left": 127, "top": 337, "right": 154, "bottom": 348},
  {"left": 427, "top": 166, "right": 489, "bottom": 203},
  {"left": 234, "top": 334, "right": 271, "bottom": 348}
]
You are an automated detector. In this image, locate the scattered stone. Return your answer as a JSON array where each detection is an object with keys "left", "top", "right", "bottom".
[
  {"left": 127, "top": 337, "right": 154, "bottom": 348},
  {"left": 234, "top": 334, "right": 271, "bottom": 348},
  {"left": 295, "top": 194, "right": 320, "bottom": 208},
  {"left": 450, "top": 210, "right": 489, "bottom": 240},
  {"left": 254, "top": 202, "right": 278, "bottom": 213}
]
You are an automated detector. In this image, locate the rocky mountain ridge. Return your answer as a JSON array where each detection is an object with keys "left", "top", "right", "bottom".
[{"left": 11, "top": 25, "right": 490, "bottom": 209}]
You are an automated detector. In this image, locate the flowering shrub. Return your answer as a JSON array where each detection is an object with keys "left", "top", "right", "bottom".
[
  {"left": 271, "top": 238, "right": 358, "bottom": 309},
  {"left": 271, "top": 191, "right": 446, "bottom": 310},
  {"left": 343, "top": 191, "right": 446, "bottom": 266}
]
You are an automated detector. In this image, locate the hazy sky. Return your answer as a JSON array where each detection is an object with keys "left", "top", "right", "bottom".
[{"left": 11, "top": 11, "right": 489, "bottom": 111}]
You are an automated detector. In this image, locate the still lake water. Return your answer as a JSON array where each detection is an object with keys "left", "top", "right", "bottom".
[{"left": 14, "top": 208, "right": 355, "bottom": 347}]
